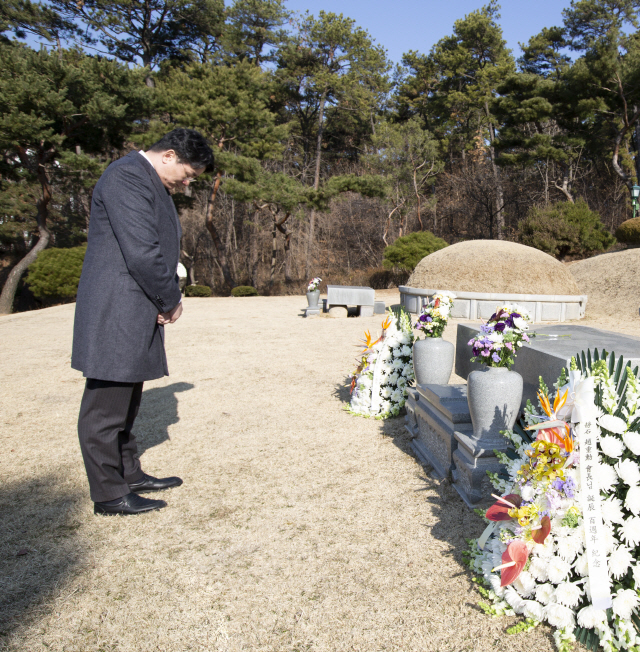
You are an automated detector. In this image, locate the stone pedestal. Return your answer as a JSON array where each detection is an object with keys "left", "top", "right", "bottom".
[
  {"left": 406, "top": 384, "right": 472, "bottom": 479},
  {"left": 303, "top": 306, "right": 321, "bottom": 318}
]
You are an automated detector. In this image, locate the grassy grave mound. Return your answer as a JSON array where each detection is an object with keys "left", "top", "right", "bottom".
[
  {"left": 407, "top": 240, "right": 581, "bottom": 295},
  {"left": 569, "top": 248, "right": 640, "bottom": 319}
]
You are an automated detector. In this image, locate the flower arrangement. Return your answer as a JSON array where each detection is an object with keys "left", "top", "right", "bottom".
[
  {"left": 468, "top": 305, "right": 533, "bottom": 368},
  {"left": 307, "top": 277, "right": 322, "bottom": 292},
  {"left": 348, "top": 309, "right": 415, "bottom": 418},
  {"left": 467, "top": 349, "right": 640, "bottom": 652},
  {"left": 415, "top": 291, "right": 456, "bottom": 338}
]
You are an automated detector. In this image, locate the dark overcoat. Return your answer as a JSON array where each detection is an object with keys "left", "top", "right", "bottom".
[{"left": 72, "top": 151, "right": 183, "bottom": 382}]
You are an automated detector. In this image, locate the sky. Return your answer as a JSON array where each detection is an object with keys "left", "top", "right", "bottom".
[{"left": 284, "top": 0, "right": 573, "bottom": 64}]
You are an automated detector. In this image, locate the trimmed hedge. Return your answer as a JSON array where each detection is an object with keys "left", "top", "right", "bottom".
[
  {"left": 185, "top": 284, "right": 212, "bottom": 297},
  {"left": 615, "top": 217, "right": 640, "bottom": 245},
  {"left": 25, "top": 244, "right": 86, "bottom": 299},
  {"left": 231, "top": 285, "right": 258, "bottom": 297},
  {"left": 382, "top": 231, "right": 448, "bottom": 272}
]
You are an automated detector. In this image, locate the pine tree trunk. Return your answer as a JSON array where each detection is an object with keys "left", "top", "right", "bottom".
[
  {"left": 485, "top": 104, "right": 505, "bottom": 239},
  {"left": 206, "top": 173, "right": 236, "bottom": 288},
  {"left": 0, "top": 176, "right": 52, "bottom": 314},
  {"left": 304, "top": 90, "right": 327, "bottom": 279}
]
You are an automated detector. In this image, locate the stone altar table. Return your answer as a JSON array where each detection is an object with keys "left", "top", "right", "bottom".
[{"left": 326, "top": 285, "right": 376, "bottom": 317}]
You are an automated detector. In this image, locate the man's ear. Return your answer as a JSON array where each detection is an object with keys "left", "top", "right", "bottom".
[{"left": 162, "top": 149, "right": 177, "bottom": 163}]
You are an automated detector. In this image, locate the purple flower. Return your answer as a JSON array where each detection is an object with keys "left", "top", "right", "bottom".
[
  {"left": 426, "top": 316, "right": 433, "bottom": 322},
  {"left": 505, "top": 317, "right": 514, "bottom": 328},
  {"left": 551, "top": 478, "right": 564, "bottom": 492},
  {"left": 481, "top": 350, "right": 490, "bottom": 357},
  {"left": 505, "top": 342, "right": 513, "bottom": 351},
  {"left": 523, "top": 334, "right": 530, "bottom": 343},
  {"left": 491, "top": 353, "right": 500, "bottom": 363},
  {"left": 419, "top": 314, "right": 427, "bottom": 322},
  {"left": 511, "top": 312, "right": 521, "bottom": 319},
  {"left": 468, "top": 339, "right": 476, "bottom": 346},
  {"left": 494, "top": 322, "right": 506, "bottom": 332},
  {"left": 480, "top": 323, "right": 493, "bottom": 334},
  {"left": 472, "top": 347, "right": 480, "bottom": 357}
]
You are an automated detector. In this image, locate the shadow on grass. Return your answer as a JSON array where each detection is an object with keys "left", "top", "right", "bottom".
[
  {"left": 0, "top": 474, "right": 85, "bottom": 642},
  {"left": 135, "top": 381, "right": 194, "bottom": 454},
  {"left": 333, "top": 375, "right": 353, "bottom": 405}
]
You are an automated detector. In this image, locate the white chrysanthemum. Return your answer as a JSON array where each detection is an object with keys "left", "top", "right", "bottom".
[
  {"left": 380, "top": 400, "right": 392, "bottom": 414},
  {"left": 391, "top": 347, "right": 402, "bottom": 358},
  {"left": 616, "top": 458, "right": 640, "bottom": 486},
  {"left": 521, "top": 484, "right": 535, "bottom": 501},
  {"left": 535, "top": 583, "right": 555, "bottom": 605},
  {"left": 555, "top": 581, "right": 582, "bottom": 608},
  {"left": 544, "top": 603, "right": 575, "bottom": 629},
  {"left": 504, "top": 586, "right": 526, "bottom": 613},
  {"left": 599, "top": 414, "right": 628, "bottom": 435},
  {"left": 529, "top": 556, "right": 549, "bottom": 582},
  {"left": 522, "top": 600, "right": 544, "bottom": 621},
  {"left": 547, "top": 556, "right": 571, "bottom": 584},
  {"left": 381, "top": 362, "right": 394, "bottom": 374},
  {"left": 391, "top": 388, "right": 404, "bottom": 403},
  {"left": 514, "top": 571, "right": 536, "bottom": 597},
  {"left": 487, "top": 331, "right": 504, "bottom": 343},
  {"left": 397, "top": 376, "right": 407, "bottom": 388},
  {"left": 381, "top": 386, "right": 392, "bottom": 399},
  {"left": 391, "top": 358, "right": 404, "bottom": 370},
  {"left": 401, "top": 345, "right": 412, "bottom": 357},
  {"left": 610, "top": 545, "right": 634, "bottom": 579},
  {"left": 380, "top": 348, "right": 393, "bottom": 361},
  {"left": 597, "top": 463, "right": 619, "bottom": 492},
  {"left": 359, "top": 375, "right": 372, "bottom": 388},
  {"left": 537, "top": 535, "right": 555, "bottom": 559},
  {"left": 556, "top": 535, "right": 580, "bottom": 563},
  {"left": 574, "top": 553, "right": 589, "bottom": 577},
  {"left": 398, "top": 332, "right": 411, "bottom": 345},
  {"left": 388, "top": 372, "right": 401, "bottom": 386},
  {"left": 633, "top": 564, "right": 640, "bottom": 591},
  {"left": 577, "top": 605, "right": 607, "bottom": 629},
  {"left": 612, "top": 588, "right": 639, "bottom": 620},
  {"left": 620, "top": 516, "right": 640, "bottom": 547},
  {"left": 602, "top": 496, "right": 625, "bottom": 524},
  {"left": 626, "top": 485, "right": 640, "bottom": 516},
  {"left": 602, "top": 523, "right": 616, "bottom": 554},
  {"left": 600, "top": 436, "right": 625, "bottom": 459},
  {"left": 623, "top": 431, "right": 640, "bottom": 455},
  {"left": 402, "top": 365, "right": 413, "bottom": 377}
]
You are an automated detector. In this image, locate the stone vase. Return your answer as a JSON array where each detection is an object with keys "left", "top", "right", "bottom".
[
  {"left": 306, "top": 290, "right": 320, "bottom": 309},
  {"left": 412, "top": 337, "right": 454, "bottom": 386},
  {"left": 467, "top": 366, "right": 523, "bottom": 443}
]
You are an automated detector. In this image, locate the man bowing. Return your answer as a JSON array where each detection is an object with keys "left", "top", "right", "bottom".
[{"left": 72, "top": 128, "right": 214, "bottom": 515}]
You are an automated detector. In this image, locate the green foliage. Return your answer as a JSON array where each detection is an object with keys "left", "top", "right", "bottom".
[
  {"left": 25, "top": 245, "right": 86, "bottom": 299},
  {"left": 615, "top": 217, "right": 640, "bottom": 244},
  {"left": 382, "top": 231, "right": 448, "bottom": 271},
  {"left": 506, "top": 618, "right": 539, "bottom": 635},
  {"left": 231, "top": 285, "right": 258, "bottom": 296},
  {"left": 185, "top": 284, "right": 212, "bottom": 297},
  {"left": 517, "top": 199, "right": 615, "bottom": 259}
]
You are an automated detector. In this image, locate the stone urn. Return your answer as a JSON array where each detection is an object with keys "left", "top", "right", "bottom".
[
  {"left": 412, "top": 337, "right": 455, "bottom": 386},
  {"left": 467, "top": 366, "right": 523, "bottom": 443},
  {"left": 306, "top": 290, "right": 320, "bottom": 309}
]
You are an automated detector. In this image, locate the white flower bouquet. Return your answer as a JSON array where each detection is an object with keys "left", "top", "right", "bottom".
[
  {"left": 467, "top": 350, "right": 640, "bottom": 652},
  {"left": 415, "top": 291, "right": 456, "bottom": 338},
  {"left": 307, "top": 277, "right": 322, "bottom": 292},
  {"left": 348, "top": 309, "right": 415, "bottom": 419},
  {"left": 468, "top": 304, "right": 533, "bottom": 368}
]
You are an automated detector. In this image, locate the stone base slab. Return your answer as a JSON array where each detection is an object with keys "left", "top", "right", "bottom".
[
  {"left": 452, "top": 435, "right": 504, "bottom": 507},
  {"left": 303, "top": 307, "right": 321, "bottom": 318}
]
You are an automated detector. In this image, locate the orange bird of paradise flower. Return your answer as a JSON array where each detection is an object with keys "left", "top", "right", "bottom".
[{"left": 526, "top": 389, "right": 573, "bottom": 453}]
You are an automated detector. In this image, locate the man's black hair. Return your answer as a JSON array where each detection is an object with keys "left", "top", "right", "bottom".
[{"left": 149, "top": 128, "right": 214, "bottom": 171}]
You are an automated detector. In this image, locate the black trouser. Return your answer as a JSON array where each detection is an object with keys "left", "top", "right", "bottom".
[{"left": 78, "top": 379, "right": 145, "bottom": 502}]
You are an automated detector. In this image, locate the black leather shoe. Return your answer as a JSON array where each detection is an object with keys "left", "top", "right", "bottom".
[
  {"left": 129, "top": 473, "right": 183, "bottom": 493},
  {"left": 94, "top": 492, "right": 166, "bottom": 515}
]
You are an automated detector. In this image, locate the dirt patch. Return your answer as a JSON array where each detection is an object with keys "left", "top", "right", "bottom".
[{"left": 407, "top": 240, "right": 582, "bottom": 295}]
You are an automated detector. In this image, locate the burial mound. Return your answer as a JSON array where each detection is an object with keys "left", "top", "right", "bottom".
[
  {"left": 407, "top": 240, "right": 581, "bottom": 295},
  {"left": 569, "top": 248, "right": 640, "bottom": 320}
]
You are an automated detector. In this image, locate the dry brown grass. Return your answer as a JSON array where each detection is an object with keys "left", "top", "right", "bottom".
[{"left": 3, "top": 294, "right": 620, "bottom": 652}]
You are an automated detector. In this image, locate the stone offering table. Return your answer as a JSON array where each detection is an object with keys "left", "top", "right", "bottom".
[
  {"left": 407, "top": 323, "right": 640, "bottom": 508},
  {"left": 326, "top": 285, "right": 375, "bottom": 317},
  {"left": 456, "top": 324, "right": 640, "bottom": 407}
]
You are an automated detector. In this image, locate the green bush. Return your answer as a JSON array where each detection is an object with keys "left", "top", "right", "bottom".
[
  {"left": 615, "top": 217, "right": 640, "bottom": 245},
  {"left": 185, "top": 284, "right": 212, "bottom": 297},
  {"left": 25, "top": 245, "right": 86, "bottom": 299},
  {"left": 231, "top": 285, "right": 258, "bottom": 297},
  {"left": 368, "top": 267, "right": 410, "bottom": 289},
  {"left": 382, "top": 231, "right": 448, "bottom": 272},
  {"left": 517, "top": 199, "right": 615, "bottom": 260}
]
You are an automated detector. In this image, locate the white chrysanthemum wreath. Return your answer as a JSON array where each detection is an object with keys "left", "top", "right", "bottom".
[
  {"left": 348, "top": 309, "right": 415, "bottom": 419},
  {"left": 467, "top": 350, "right": 640, "bottom": 652}
]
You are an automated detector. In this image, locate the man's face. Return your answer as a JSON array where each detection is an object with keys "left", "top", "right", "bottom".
[{"left": 157, "top": 149, "right": 206, "bottom": 191}]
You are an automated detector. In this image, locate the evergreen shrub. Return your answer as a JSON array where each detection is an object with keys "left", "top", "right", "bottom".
[
  {"left": 231, "top": 285, "right": 258, "bottom": 297},
  {"left": 382, "top": 231, "right": 448, "bottom": 272},
  {"left": 368, "top": 268, "right": 410, "bottom": 289},
  {"left": 25, "top": 245, "right": 86, "bottom": 299},
  {"left": 518, "top": 199, "right": 615, "bottom": 259},
  {"left": 615, "top": 217, "right": 640, "bottom": 245},
  {"left": 185, "top": 284, "right": 212, "bottom": 297}
]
